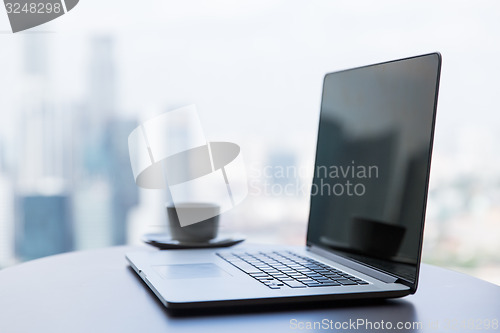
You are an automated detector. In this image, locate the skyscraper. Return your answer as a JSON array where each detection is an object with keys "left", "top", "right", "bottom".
[
  {"left": 17, "top": 194, "right": 73, "bottom": 261},
  {"left": 15, "top": 35, "right": 74, "bottom": 260},
  {"left": 0, "top": 140, "right": 15, "bottom": 267},
  {"left": 106, "top": 118, "right": 139, "bottom": 244},
  {"left": 73, "top": 36, "right": 137, "bottom": 247},
  {"left": 81, "top": 36, "right": 116, "bottom": 176}
]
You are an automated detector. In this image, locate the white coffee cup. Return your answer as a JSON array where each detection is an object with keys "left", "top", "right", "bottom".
[{"left": 166, "top": 203, "right": 220, "bottom": 242}]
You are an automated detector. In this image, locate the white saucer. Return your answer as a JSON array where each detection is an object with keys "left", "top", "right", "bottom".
[{"left": 142, "top": 233, "right": 245, "bottom": 249}]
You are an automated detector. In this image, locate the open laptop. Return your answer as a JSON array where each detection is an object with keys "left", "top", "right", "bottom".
[{"left": 126, "top": 52, "right": 441, "bottom": 310}]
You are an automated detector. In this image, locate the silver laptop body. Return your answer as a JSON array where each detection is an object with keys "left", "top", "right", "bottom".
[{"left": 127, "top": 53, "right": 441, "bottom": 310}]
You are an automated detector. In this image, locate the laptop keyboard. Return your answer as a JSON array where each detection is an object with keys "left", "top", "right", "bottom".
[{"left": 217, "top": 251, "right": 369, "bottom": 289}]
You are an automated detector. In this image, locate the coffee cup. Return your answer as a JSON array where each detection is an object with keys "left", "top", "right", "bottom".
[{"left": 166, "top": 203, "right": 220, "bottom": 243}]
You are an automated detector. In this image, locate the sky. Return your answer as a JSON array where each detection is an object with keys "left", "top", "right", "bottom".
[{"left": 1, "top": 0, "right": 500, "bottom": 174}]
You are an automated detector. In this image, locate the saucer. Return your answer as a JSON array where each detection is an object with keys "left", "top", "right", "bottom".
[{"left": 142, "top": 233, "right": 245, "bottom": 249}]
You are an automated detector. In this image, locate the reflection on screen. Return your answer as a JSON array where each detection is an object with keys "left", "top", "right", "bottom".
[{"left": 307, "top": 54, "right": 441, "bottom": 284}]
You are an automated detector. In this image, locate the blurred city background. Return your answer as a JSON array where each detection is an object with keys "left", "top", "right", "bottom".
[{"left": 0, "top": 1, "right": 499, "bottom": 285}]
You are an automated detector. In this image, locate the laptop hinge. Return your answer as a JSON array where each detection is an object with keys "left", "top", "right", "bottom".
[{"left": 308, "top": 245, "right": 398, "bottom": 283}]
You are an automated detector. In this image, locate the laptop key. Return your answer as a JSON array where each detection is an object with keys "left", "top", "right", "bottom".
[
  {"left": 267, "top": 285, "right": 281, "bottom": 289},
  {"left": 314, "top": 277, "right": 331, "bottom": 281},
  {"left": 260, "top": 268, "right": 275, "bottom": 272},
  {"left": 288, "top": 273, "right": 303, "bottom": 277},
  {"left": 319, "top": 282, "right": 341, "bottom": 286},
  {"left": 256, "top": 275, "right": 273, "bottom": 280},
  {"left": 230, "top": 261, "right": 262, "bottom": 274},
  {"left": 283, "top": 280, "right": 306, "bottom": 288},
  {"left": 336, "top": 279, "right": 357, "bottom": 285},
  {"left": 271, "top": 274, "right": 288, "bottom": 279},
  {"left": 266, "top": 270, "right": 280, "bottom": 274},
  {"left": 262, "top": 279, "right": 281, "bottom": 285},
  {"left": 324, "top": 274, "right": 342, "bottom": 278}
]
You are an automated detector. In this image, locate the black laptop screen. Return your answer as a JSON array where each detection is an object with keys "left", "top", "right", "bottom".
[{"left": 306, "top": 53, "right": 441, "bottom": 286}]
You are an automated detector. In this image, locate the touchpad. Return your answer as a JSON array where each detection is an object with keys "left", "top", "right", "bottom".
[{"left": 153, "top": 263, "right": 230, "bottom": 279}]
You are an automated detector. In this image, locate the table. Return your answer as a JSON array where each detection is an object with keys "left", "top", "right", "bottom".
[{"left": 0, "top": 245, "right": 499, "bottom": 333}]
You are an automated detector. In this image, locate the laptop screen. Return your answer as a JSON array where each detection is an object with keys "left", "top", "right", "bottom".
[{"left": 307, "top": 53, "right": 441, "bottom": 287}]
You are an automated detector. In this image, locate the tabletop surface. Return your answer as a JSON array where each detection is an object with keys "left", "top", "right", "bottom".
[{"left": 1, "top": 245, "right": 499, "bottom": 333}]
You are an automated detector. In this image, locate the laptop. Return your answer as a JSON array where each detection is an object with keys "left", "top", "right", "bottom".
[{"left": 126, "top": 52, "right": 441, "bottom": 310}]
